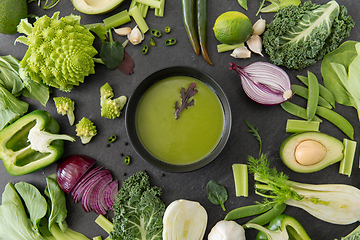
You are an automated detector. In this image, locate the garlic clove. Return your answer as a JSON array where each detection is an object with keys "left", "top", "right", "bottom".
[
  {"left": 252, "top": 17, "right": 266, "bottom": 36},
  {"left": 127, "top": 26, "right": 144, "bottom": 45},
  {"left": 230, "top": 46, "right": 251, "bottom": 59},
  {"left": 114, "top": 27, "right": 132, "bottom": 36},
  {"left": 247, "top": 35, "right": 263, "bottom": 57}
]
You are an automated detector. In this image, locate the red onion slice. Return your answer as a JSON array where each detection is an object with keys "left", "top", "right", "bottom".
[
  {"left": 71, "top": 166, "right": 103, "bottom": 203},
  {"left": 104, "top": 180, "right": 118, "bottom": 211},
  {"left": 229, "top": 62, "right": 292, "bottom": 105},
  {"left": 90, "top": 172, "right": 113, "bottom": 215}
]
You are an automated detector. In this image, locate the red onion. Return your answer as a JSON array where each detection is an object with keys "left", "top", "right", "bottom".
[
  {"left": 104, "top": 180, "right": 118, "bottom": 210},
  {"left": 229, "top": 62, "right": 292, "bottom": 105},
  {"left": 56, "top": 155, "right": 96, "bottom": 193}
]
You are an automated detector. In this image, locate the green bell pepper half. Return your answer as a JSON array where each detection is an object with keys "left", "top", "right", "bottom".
[{"left": 0, "top": 110, "right": 75, "bottom": 176}]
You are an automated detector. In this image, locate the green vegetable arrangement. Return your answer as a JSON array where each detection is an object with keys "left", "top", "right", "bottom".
[
  {"left": 110, "top": 171, "right": 165, "bottom": 240},
  {"left": 0, "top": 174, "right": 89, "bottom": 239},
  {"left": 15, "top": 12, "right": 98, "bottom": 92},
  {"left": 263, "top": 0, "right": 354, "bottom": 70}
]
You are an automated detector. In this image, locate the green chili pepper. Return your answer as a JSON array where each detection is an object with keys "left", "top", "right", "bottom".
[
  {"left": 107, "top": 135, "right": 117, "bottom": 143},
  {"left": 280, "top": 101, "right": 322, "bottom": 123},
  {"left": 306, "top": 71, "right": 319, "bottom": 121},
  {"left": 165, "top": 26, "right": 171, "bottom": 33},
  {"left": 197, "top": 0, "right": 213, "bottom": 65},
  {"left": 151, "top": 29, "right": 161, "bottom": 37},
  {"left": 150, "top": 37, "right": 156, "bottom": 46},
  {"left": 165, "top": 38, "right": 177, "bottom": 46},
  {"left": 246, "top": 203, "right": 286, "bottom": 226},
  {"left": 254, "top": 214, "right": 311, "bottom": 240},
  {"left": 182, "top": 0, "right": 200, "bottom": 55},
  {"left": 224, "top": 203, "right": 275, "bottom": 221},
  {"left": 142, "top": 45, "right": 149, "bottom": 54},
  {"left": 124, "top": 156, "right": 131, "bottom": 165}
]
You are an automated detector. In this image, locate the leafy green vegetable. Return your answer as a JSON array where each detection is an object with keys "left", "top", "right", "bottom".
[
  {"left": 263, "top": 0, "right": 354, "bottom": 70},
  {"left": 257, "top": 0, "right": 301, "bottom": 14},
  {"left": 100, "top": 30, "right": 124, "bottom": 70},
  {"left": 174, "top": 82, "right": 198, "bottom": 119},
  {"left": 110, "top": 171, "right": 165, "bottom": 240},
  {"left": 206, "top": 180, "right": 228, "bottom": 211},
  {"left": 238, "top": 0, "right": 247, "bottom": 10},
  {"left": 28, "top": 0, "right": 61, "bottom": 9}
]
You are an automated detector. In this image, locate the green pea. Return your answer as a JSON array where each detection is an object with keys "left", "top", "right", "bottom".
[
  {"left": 107, "top": 135, "right": 117, "bottom": 143},
  {"left": 151, "top": 29, "right": 161, "bottom": 37},
  {"left": 306, "top": 71, "right": 319, "bottom": 121},
  {"left": 246, "top": 203, "right": 286, "bottom": 226},
  {"left": 165, "top": 38, "right": 177, "bottom": 46},
  {"left": 280, "top": 101, "right": 322, "bottom": 123},
  {"left": 316, "top": 106, "right": 354, "bottom": 140},
  {"left": 224, "top": 203, "right": 275, "bottom": 221},
  {"left": 291, "top": 84, "right": 332, "bottom": 109},
  {"left": 142, "top": 45, "right": 149, "bottom": 54},
  {"left": 124, "top": 156, "right": 131, "bottom": 165},
  {"left": 165, "top": 26, "right": 171, "bottom": 33}
]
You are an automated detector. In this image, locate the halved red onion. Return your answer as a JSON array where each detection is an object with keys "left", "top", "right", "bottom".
[
  {"left": 56, "top": 155, "right": 96, "bottom": 193},
  {"left": 229, "top": 62, "right": 292, "bottom": 105}
]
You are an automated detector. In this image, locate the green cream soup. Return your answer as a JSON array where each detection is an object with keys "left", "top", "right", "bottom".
[{"left": 136, "top": 76, "right": 224, "bottom": 165}]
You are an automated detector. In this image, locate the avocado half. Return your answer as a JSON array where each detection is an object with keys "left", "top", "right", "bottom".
[
  {"left": 280, "top": 132, "right": 344, "bottom": 173},
  {"left": 71, "top": 0, "right": 125, "bottom": 15}
]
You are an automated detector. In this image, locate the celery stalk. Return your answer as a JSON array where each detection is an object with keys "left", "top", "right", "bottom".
[
  {"left": 217, "top": 43, "right": 244, "bottom": 53},
  {"left": 154, "top": 0, "right": 165, "bottom": 17},
  {"left": 93, "top": 237, "right": 103, "bottom": 240},
  {"left": 232, "top": 164, "right": 248, "bottom": 197},
  {"left": 129, "top": 6, "right": 149, "bottom": 33},
  {"left": 136, "top": 0, "right": 161, "bottom": 9},
  {"left": 285, "top": 119, "right": 320, "bottom": 133},
  {"left": 103, "top": 10, "right": 131, "bottom": 30},
  {"left": 95, "top": 215, "right": 114, "bottom": 234},
  {"left": 339, "top": 139, "right": 357, "bottom": 176}
]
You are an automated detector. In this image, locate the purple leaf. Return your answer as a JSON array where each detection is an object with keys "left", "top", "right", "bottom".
[{"left": 174, "top": 83, "right": 198, "bottom": 119}]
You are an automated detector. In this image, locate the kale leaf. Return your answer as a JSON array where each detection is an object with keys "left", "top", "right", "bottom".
[{"left": 110, "top": 171, "right": 165, "bottom": 240}]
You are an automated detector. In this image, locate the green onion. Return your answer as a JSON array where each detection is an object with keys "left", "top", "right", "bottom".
[
  {"left": 103, "top": 10, "right": 131, "bottom": 30},
  {"left": 285, "top": 119, "right": 320, "bottom": 133},
  {"left": 129, "top": 6, "right": 149, "bottom": 33},
  {"left": 217, "top": 43, "right": 244, "bottom": 53},
  {"left": 339, "top": 139, "right": 357, "bottom": 177},
  {"left": 151, "top": 29, "right": 161, "bottom": 37},
  {"left": 124, "top": 156, "right": 131, "bottom": 165},
  {"left": 165, "top": 38, "right": 176, "bottom": 46},
  {"left": 232, "top": 164, "right": 248, "bottom": 197},
  {"left": 142, "top": 45, "right": 149, "bottom": 54},
  {"left": 107, "top": 135, "right": 117, "bottom": 143}
]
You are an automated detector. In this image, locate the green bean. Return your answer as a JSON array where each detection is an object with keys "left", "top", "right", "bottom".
[
  {"left": 316, "top": 106, "right": 354, "bottom": 140},
  {"left": 150, "top": 29, "right": 161, "bottom": 37},
  {"left": 245, "top": 203, "right": 286, "bottom": 226},
  {"left": 291, "top": 85, "right": 332, "bottom": 109},
  {"left": 280, "top": 101, "right": 322, "bottom": 123},
  {"left": 142, "top": 45, "right": 149, "bottom": 54},
  {"left": 224, "top": 203, "right": 275, "bottom": 221},
  {"left": 306, "top": 71, "right": 319, "bottom": 121},
  {"left": 165, "top": 38, "right": 177, "bottom": 46},
  {"left": 297, "top": 74, "right": 336, "bottom": 108}
]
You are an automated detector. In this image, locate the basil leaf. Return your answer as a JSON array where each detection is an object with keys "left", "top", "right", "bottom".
[{"left": 206, "top": 180, "right": 228, "bottom": 211}]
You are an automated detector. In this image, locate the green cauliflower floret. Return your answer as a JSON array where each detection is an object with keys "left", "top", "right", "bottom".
[
  {"left": 75, "top": 117, "right": 97, "bottom": 144},
  {"left": 100, "top": 83, "right": 127, "bottom": 119},
  {"left": 53, "top": 97, "right": 75, "bottom": 125},
  {"left": 262, "top": 0, "right": 354, "bottom": 70},
  {"left": 15, "top": 12, "right": 98, "bottom": 92},
  {"left": 110, "top": 171, "right": 165, "bottom": 240}
]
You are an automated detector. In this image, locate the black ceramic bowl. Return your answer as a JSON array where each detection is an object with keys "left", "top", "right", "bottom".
[{"left": 125, "top": 66, "right": 231, "bottom": 172}]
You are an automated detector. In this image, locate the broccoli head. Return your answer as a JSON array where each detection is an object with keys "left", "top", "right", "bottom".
[
  {"left": 100, "top": 83, "right": 127, "bottom": 119},
  {"left": 75, "top": 117, "right": 97, "bottom": 144},
  {"left": 53, "top": 97, "right": 75, "bottom": 125},
  {"left": 15, "top": 12, "right": 98, "bottom": 92}
]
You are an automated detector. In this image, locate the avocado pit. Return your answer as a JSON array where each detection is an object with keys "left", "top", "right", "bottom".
[{"left": 294, "top": 140, "right": 326, "bottom": 166}]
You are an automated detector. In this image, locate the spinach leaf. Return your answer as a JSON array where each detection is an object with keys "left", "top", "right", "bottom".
[
  {"left": 100, "top": 30, "right": 124, "bottom": 70},
  {"left": 206, "top": 180, "right": 228, "bottom": 211}
]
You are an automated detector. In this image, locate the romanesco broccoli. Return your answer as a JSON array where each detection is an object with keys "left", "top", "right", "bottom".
[
  {"left": 100, "top": 83, "right": 127, "bottom": 119},
  {"left": 15, "top": 12, "right": 98, "bottom": 92},
  {"left": 53, "top": 97, "right": 75, "bottom": 125},
  {"left": 75, "top": 117, "right": 97, "bottom": 144}
]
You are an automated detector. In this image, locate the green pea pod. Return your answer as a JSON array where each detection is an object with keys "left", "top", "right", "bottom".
[
  {"left": 306, "top": 71, "right": 319, "bottom": 121},
  {"left": 182, "top": 0, "right": 200, "bottom": 55},
  {"left": 316, "top": 106, "right": 354, "bottom": 140},
  {"left": 238, "top": 0, "right": 248, "bottom": 10},
  {"left": 297, "top": 74, "right": 336, "bottom": 108},
  {"left": 246, "top": 203, "right": 286, "bottom": 226},
  {"left": 280, "top": 101, "right": 322, "bottom": 123},
  {"left": 224, "top": 203, "right": 275, "bottom": 221},
  {"left": 197, "top": 0, "right": 213, "bottom": 65},
  {"left": 291, "top": 84, "right": 332, "bottom": 109}
]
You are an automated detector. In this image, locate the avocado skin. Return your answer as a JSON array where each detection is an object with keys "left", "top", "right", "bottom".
[
  {"left": 280, "top": 132, "right": 344, "bottom": 173},
  {"left": 0, "top": 0, "right": 27, "bottom": 35}
]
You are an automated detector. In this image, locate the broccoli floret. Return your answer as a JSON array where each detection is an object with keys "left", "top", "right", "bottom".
[
  {"left": 75, "top": 117, "right": 97, "bottom": 144},
  {"left": 262, "top": 0, "right": 354, "bottom": 70},
  {"left": 53, "top": 97, "right": 75, "bottom": 125},
  {"left": 100, "top": 83, "right": 127, "bottom": 119}
]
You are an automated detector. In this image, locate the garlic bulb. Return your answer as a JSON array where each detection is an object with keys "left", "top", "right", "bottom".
[
  {"left": 114, "top": 27, "right": 132, "bottom": 36},
  {"left": 230, "top": 46, "right": 251, "bottom": 59},
  {"left": 208, "top": 220, "right": 246, "bottom": 240},
  {"left": 247, "top": 35, "right": 263, "bottom": 56},
  {"left": 252, "top": 17, "right": 266, "bottom": 35},
  {"left": 127, "top": 26, "right": 144, "bottom": 45}
]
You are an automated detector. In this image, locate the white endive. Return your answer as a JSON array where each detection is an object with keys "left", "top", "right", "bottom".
[
  {"left": 163, "top": 199, "right": 208, "bottom": 240},
  {"left": 208, "top": 220, "right": 246, "bottom": 240}
]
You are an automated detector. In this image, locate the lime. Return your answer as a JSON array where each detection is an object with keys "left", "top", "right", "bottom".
[
  {"left": 213, "top": 11, "right": 253, "bottom": 45},
  {"left": 0, "top": 0, "right": 27, "bottom": 35}
]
